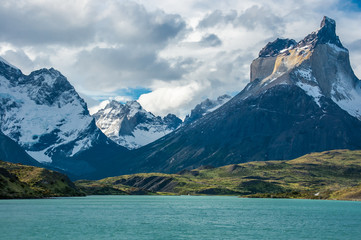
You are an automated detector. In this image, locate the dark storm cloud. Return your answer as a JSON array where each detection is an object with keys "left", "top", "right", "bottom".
[{"left": 199, "top": 34, "right": 222, "bottom": 47}]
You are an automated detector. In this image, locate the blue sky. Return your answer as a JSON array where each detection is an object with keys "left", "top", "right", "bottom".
[
  {"left": 1, "top": 0, "right": 361, "bottom": 118},
  {"left": 350, "top": 0, "right": 361, "bottom": 9}
]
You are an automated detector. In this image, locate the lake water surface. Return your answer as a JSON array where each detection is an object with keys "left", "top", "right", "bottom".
[{"left": 1, "top": 196, "right": 360, "bottom": 239}]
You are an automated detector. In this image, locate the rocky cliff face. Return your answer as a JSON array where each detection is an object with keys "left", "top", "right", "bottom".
[
  {"left": 111, "top": 16, "right": 361, "bottom": 175},
  {"left": 0, "top": 58, "right": 127, "bottom": 179},
  {"left": 249, "top": 16, "right": 361, "bottom": 119},
  {"left": 92, "top": 100, "right": 182, "bottom": 149}
]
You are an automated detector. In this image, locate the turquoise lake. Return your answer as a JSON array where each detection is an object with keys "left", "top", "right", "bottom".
[{"left": 1, "top": 196, "right": 360, "bottom": 239}]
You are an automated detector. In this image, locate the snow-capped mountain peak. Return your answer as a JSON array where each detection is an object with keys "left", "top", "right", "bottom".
[
  {"left": 92, "top": 100, "right": 182, "bottom": 149},
  {"left": 0, "top": 59, "right": 102, "bottom": 163},
  {"left": 0, "top": 57, "right": 127, "bottom": 179}
]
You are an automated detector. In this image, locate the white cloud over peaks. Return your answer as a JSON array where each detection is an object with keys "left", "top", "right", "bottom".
[
  {"left": 1, "top": 0, "right": 361, "bottom": 118},
  {"left": 138, "top": 81, "right": 205, "bottom": 118}
]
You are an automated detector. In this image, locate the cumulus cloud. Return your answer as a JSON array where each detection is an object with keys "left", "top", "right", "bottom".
[
  {"left": 138, "top": 82, "right": 204, "bottom": 117},
  {"left": 72, "top": 46, "right": 192, "bottom": 92},
  {"left": 0, "top": 0, "right": 95, "bottom": 46},
  {"left": 0, "top": 0, "right": 361, "bottom": 118}
]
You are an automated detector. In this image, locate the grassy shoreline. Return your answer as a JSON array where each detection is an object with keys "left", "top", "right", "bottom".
[
  {"left": 2, "top": 149, "right": 360, "bottom": 200},
  {"left": 75, "top": 150, "right": 361, "bottom": 201}
]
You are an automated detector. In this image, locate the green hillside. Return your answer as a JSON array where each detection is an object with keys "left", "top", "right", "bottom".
[
  {"left": 76, "top": 150, "right": 361, "bottom": 201},
  {"left": 0, "top": 160, "right": 85, "bottom": 198}
]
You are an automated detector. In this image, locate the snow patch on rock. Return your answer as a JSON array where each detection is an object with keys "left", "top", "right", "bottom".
[{"left": 296, "top": 82, "right": 323, "bottom": 107}]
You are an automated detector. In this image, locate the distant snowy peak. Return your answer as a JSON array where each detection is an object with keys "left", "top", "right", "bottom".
[
  {"left": 0, "top": 57, "right": 101, "bottom": 164},
  {"left": 184, "top": 94, "right": 232, "bottom": 124},
  {"left": 248, "top": 16, "right": 361, "bottom": 120},
  {"left": 92, "top": 100, "right": 182, "bottom": 149}
]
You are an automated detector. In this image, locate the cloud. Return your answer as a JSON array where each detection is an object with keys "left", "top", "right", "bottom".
[
  {"left": 138, "top": 82, "right": 204, "bottom": 117},
  {"left": 0, "top": 0, "right": 187, "bottom": 47},
  {"left": 197, "top": 6, "right": 284, "bottom": 35},
  {"left": 1, "top": 49, "right": 51, "bottom": 74},
  {"left": 72, "top": 46, "right": 193, "bottom": 93},
  {"left": 346, "top": 39, "right": 361, "bottom": 79},
  {"left": 138, "top": 48, "right": 253, "bottom": 118},
  {"left": 1, "top": 0, "right": 361, "bottom": 119},
  {"left": 197, "top": 10, "right": 237, "bottom": 28},
  {"left": 2, "top": 49, "right": 34, "bottom": 71},
  {"left": 235, "top": 6, "right": 285, "bottom": 34},
  {"left": 347, "top": 39, "right": 361, "bottom": 52},
  {"left": 93, "top": 1, "right": 187, "bottom": 46},
  {"left": 0, "top": 0, "right": 96, "bottom": 46},
  {"left": 199, "top": 34, "right": 222, "bottom": 47}
]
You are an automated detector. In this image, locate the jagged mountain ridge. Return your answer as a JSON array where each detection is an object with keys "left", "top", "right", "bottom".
[
  {"left": 92, "top": 100, "right": 182, "bottom": 149},
  {"left": 109, "top": 16, "right": 361, "bottom": 175},
  {"left": 184, "top": 94, "right": 231, "bottom": 124},
  {"left": 0, "top": 58, "right": 128, "bottom": 179}
]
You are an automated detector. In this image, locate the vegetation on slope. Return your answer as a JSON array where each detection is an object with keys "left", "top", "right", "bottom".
[
  {"left": 76, "top": 150, "right": 361, "bottom": 201},
  {"left": 0, "top": 160, "right": 85, "bottom": 198}
]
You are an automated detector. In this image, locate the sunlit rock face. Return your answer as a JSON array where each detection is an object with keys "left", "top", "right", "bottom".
[{"left": 249, "top": 16, "right": 361, "bottom": 119}]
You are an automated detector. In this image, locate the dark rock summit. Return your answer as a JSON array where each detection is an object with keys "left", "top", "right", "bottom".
[
  {"left": 259, "top": 38, "right": 297, "bottom": 57},
  {"left": 298, "top": 16, "right": 344, "bottom": 49}
]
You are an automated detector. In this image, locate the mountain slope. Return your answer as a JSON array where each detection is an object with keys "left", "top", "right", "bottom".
[
  {"left": 110, "top": 16, "right": 361, "bottom": 175},
  {"left": 0, "top": 58, "right": 128, "bottom": 179},
  {"left": 92, "top": 100, "right": 182, "bottom": 149},
  {"left": 184, "top": 94, "right": 231, "bottom": 124},
  {"left": 0, "top": 130, "right": 43, "bottom": 167}
]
